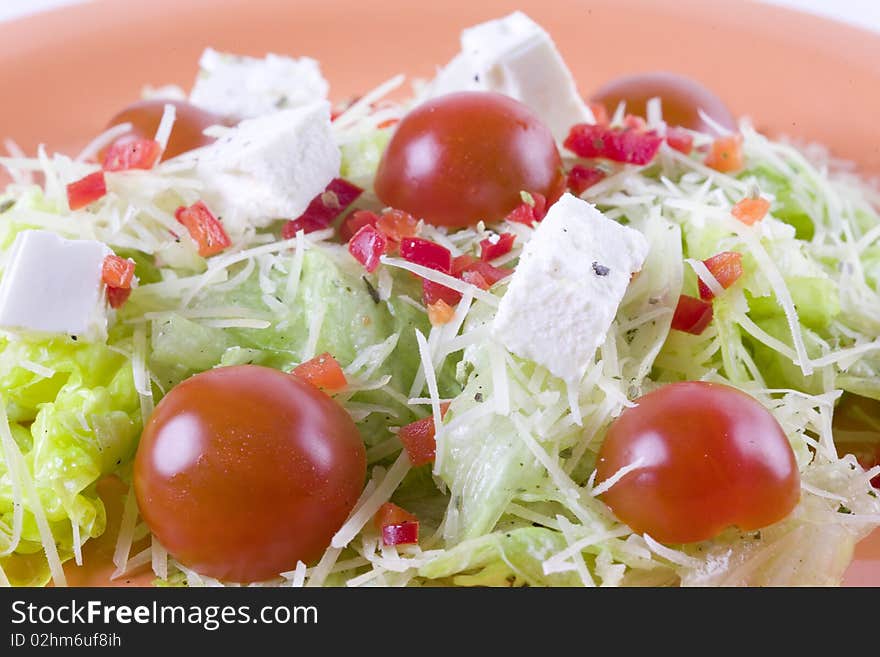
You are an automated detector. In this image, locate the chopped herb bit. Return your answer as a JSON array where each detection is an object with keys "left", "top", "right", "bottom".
[
  {"left": 362, "top": 276, "right": 380, "bottom": 304},
  {"left": 837, "top": 504, "right": 853, "bottom": 515},
  {"left": 0, "top": 199, "right": 14, "bottom": 213}
]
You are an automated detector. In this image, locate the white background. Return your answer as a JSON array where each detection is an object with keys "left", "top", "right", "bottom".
[{"left": 1, "top": 0, "right": 880, "bottom": 32}]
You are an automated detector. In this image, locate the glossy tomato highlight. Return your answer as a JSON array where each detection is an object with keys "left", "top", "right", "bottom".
[
  {"left": 134, "top": 365, "right": 365, "bottom": 583},
  {"left": 375, "top": 92, "right": 564, "bottom": 227},
  {"left": 596, "top": 381, "right": 799, "bottom": 543}
]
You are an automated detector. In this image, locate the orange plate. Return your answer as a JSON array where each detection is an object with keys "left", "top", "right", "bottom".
[{"left": 2, "top": 0, "right": 880, "bottom": 586}]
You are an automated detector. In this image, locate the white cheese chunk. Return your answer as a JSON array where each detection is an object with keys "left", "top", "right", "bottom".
[
  {"left": 0, "top": 230, "right": 111, "bottom": 340},
  {"left": 493, "top": 194, "right": 649, "bottom": 383},
  {"left": 425, "top": 12, "right": 591, "bottom": 141},
  {"left": 194, "top": 102, "right": 341, "bottom": 237},
  {"left": 190, "top": 48, "right": 329, "bottom": 119}
]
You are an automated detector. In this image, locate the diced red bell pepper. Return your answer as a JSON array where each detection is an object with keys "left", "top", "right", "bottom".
[
  {"left": 460, "top": 270, "right": 489, "bottom": 290},
  {"left": 102, "top": 137, "right": 162, "bottom": 171},
  {"left": 348, "top": 224, "right": 387, "bottom": 273},
  {"left": 451, "top": 254, "right": 478, "bottom": 276},
  {"left": 479, "top": 232, "right": 515, "bottom": 261},
  {"left": 671, "top": 294, "right": 714, "bottom": 335},
  {"left": 564, "top": 123, "right": 663, "bottom": 165},
  {"left": 174, "top": 201, "right": 231, "bottom": 257},
  {"left": 698, "top": 251, "right": 744, "bottom": 300},
  {"left": 400, "top": 237, "right": 452, "bottom": 274},
  {"left": 374, "top": 503, "right": 419, "bottom": 546},
  {"left": 67, "top": 171, "right": 107, "bottom": 210},
  {"left": 463, "top": 261, "right": 511, "bottom": 287},
  {"left": 281, "top": 214, "right": 325, "bottom": 238},
  {"left": 292, "top": 352, "right": 347, "bottom": 391},
  {"left": 505, "top": 191, "right": 548, "bottom": 226},
  {"left": 731, "top": 197, "right": 770, "bottom": 225},
  {"left": 398, "top": 416, "right": 437, "bottom": 466},
  {"left": 106, "top": 286, "right": 132, "bottom": 309},
  {"left": 101, "top": 255, "right": 135, "bottom": 289},
  {"left": 376, "top": 209, "right": 419, "bottom": 242},
  {"left": 374, "top": 502, "right": 418, "bottom": 530},
  {"left": 705, "top": 135, "right": 744, "bottom": 172},
  {"left": 381, "top": 522, "right": 419, "bottom": 546},
  {"left": 282, "top": 178, "right": 363, "bottom": 237},
  {"left": 422, "top": 278, "right": 462, "bottom": 306},
  {"left": 665, "top": 127, "right": 694, "bottom": 155},
  {"left": 566, "top": 165, "right": 606, "bottom": 196},
  {"left": 340, "top": 210, "right": 379, "bottom": 243}
]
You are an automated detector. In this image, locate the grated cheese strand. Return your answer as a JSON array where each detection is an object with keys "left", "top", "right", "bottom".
[
  {"left": 154, "top": 103, "right": 177, "bottom": 154},
  {"left": 111, "top": 486, "right": 140, "bottom": 580}
]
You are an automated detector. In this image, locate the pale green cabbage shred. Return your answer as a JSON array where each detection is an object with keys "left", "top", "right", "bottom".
[{"left": 0, "top": 76, "right": 879, "bottom": 588}]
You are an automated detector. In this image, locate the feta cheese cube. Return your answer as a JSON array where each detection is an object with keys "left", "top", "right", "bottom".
[
  {"left": 0, "top": 230, "right": 111, "bottom": 340},
  {"left": 190, "top": 48, "right": 329, "bottom": 119},
  {"left": 425, "top": 12, "right": 591, "bottom": 141},
  {"left": 194, "top": 102, "right": 341, "bottom": 237},
  {"left": 492, "top": 193, "right": 649, "bottom": 382}
]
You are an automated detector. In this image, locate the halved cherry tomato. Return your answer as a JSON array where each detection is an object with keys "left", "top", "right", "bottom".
[
  {"left": 596, "top": 381, "right": 800, "bottom": 543},
  {"left": 375, "top": 92, "right": 564, "bottom": 228},
  {"left": 134, "top": 365, "right": 365, "bottom": 583},
  {"left": 102, "top": 99, "right": 226, "bottom": 162},
  {"left": 590, "top": 72, "right": 735, "bottom": 133}
]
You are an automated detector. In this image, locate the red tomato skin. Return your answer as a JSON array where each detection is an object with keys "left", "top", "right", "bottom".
[
  {"left": 590, "top": 72, "right": 736, "bottom": 133},
  {"left": 134, "top": 365, "right": 366, "bottom": 583},
  {"left": 596, "top": 382, "right": 800, "bottom": 544},
  {"left": 103, "top": 99, "right": 225, "bottom": 161},
  {"left": 374, "top": 92, "right": 564, "bottom": 228}
]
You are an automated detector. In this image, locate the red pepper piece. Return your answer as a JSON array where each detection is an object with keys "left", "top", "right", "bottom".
[
  {"left": 66, "top": 171, "right": 107, "bottom": 210},
  {"left": 348, "top": 224, "right": 387, "bottom": 273},
  {"left": 174, "top": 201, "right": 231, "bottom": 257},
  {"left": 671, "top": 294, "right": 714, "bottom": 335}
]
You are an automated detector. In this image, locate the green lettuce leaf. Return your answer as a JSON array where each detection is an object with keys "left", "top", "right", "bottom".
[
  {"left": 419, "top": 527, "right": 581, "bottom": 586},
  {"left": 0, "top": 336, "right": 140, "bottom": 582}
]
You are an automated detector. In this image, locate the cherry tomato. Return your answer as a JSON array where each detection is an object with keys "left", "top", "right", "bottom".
[
  {"left": 833, "top": 393, "right": 880, "bottom": 487},
  {"left": 102, "top": 99, "right": 225, "bottom": 161},
  {"left": 374, "top": 92, "right": 564, "bottom": 228},
  {"left": 590, "top": 72, "right": 736, "bottom": 132},
  {"left": 596, "top": 381, "right": 799, "bottom": 543},
  {"left": 134, "top": 365, "right": 365, "bottom": 583}
]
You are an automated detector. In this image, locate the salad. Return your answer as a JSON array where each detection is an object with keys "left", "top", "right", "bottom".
[{"left": 1, "top": 10, "right": 879, "bottom": 587}]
